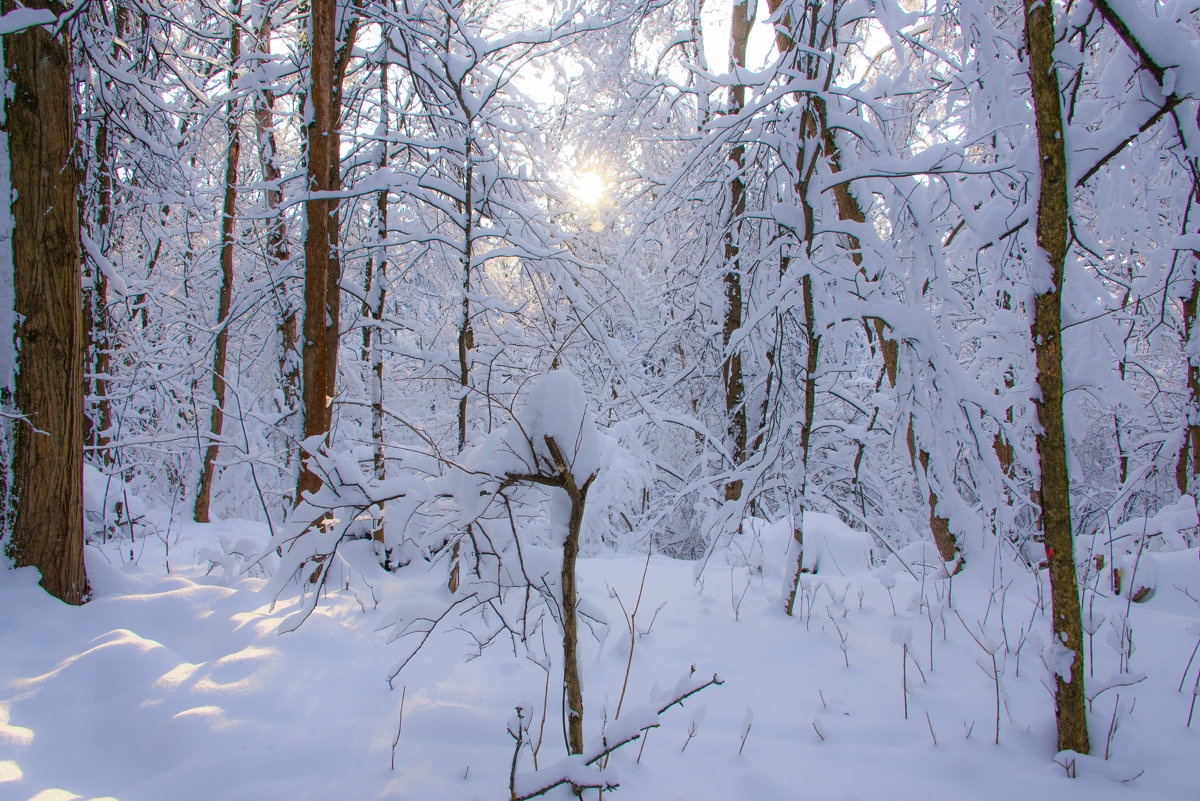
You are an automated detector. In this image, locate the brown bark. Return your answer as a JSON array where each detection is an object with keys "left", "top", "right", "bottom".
[
  {"left": 1178, "top": 249, "right": 1200, "bottom": 494},
  {"left": 322, "top": 12, "right": 360, "bottom": 418},
  {"left": 722, "top": 0, "right": 753, "bottom": 503},
  {"left": 4, "top": 0, "right": 89, "bottom": 604},
  {"left": 295, "top": 0, "right": 336, "bottom": 505},
  {"left": 447, "top": 19, "right": 478, "bottom": 591},
  {"left": 195, "top": 15, "right": 241, "bottom": 522},
  {"left": 1024, "top": 0, "right": 1090, "bottom": 756},
  {"left": 918, "top": 446, "right": 956, "bottom": 564},
  {"left": 543, "top": 436, "right": 596, "bottom": 756}
]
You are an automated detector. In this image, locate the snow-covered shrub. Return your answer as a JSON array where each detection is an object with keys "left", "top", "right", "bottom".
[{"left": 83, "top": 463, "right": 148, "bottom": 542}]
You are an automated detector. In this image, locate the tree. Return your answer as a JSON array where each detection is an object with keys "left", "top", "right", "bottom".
[
  {"left": 1023, "top": 0, "right": 1090, "bottom": 756},
  {"left": 361, "top": 55, "right": 390, "bottom": 549},
  {"left": 3, "top": 2, "right": 89, "bottom": 604},
  {"left": 195, "top": 5, "right": 243, "bottom": 523},
  {"left": 251, "top": 0, "right": 301, "bottom": 486},
  {"left": 721, "top": 0, "right": 753, "bottom": 503},
  {"left": 296, "top": 0, "right": 337, "bottom": 505}
]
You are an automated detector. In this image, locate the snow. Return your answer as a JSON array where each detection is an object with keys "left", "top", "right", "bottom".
[
  {"left": 2, "top": 513, "right": 1197, "bottom": 801},
  {"left": 0, "top": 9, "right": 55, "bottom": 36},
  {"left": 514, "top": 369, "right": 603, "bottom": 482},
  {"left": 2, "top": 2, "right": 1199, "bottom": 797},
  {"left": 734, "top": 512, "right": 876, "bottom": 603}
]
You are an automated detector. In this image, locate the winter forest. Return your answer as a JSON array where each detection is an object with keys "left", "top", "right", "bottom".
[{"left": 1, "top": 0, "right": 1199, "bottom": 798}]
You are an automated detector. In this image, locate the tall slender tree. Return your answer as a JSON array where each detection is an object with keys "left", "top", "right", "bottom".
[
  {"left": 195, "top": 5, "right": 243, "bottom": 522},
  {"left": 296, "top": 0, "right": 336, "bottom": 505},
  {"left": 1024, "top": 0, "right": 1090, "bottom": 756},
  {"left": 721, "top": 0, "right": 753, "bottom": 503}
]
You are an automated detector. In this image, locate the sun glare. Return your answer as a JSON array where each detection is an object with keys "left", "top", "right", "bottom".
[{"left": 571, "top": 171, "right": 607, "bottom": 206}]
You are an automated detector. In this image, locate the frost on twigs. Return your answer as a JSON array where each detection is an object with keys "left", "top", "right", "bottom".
[
  {"left": 262, "top": 443, "right": 426, "bottom": 629},
  {"left": 507, "top": 672, "right": 723, "bottom": 800}
]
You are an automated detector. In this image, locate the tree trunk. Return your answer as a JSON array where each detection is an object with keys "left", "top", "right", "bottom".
[
  {"left": 785, "top": 271, "right": 820, "bottom": 616},
  {"left": 1178, "top": 244, "right": 1200, "bottom": 494},
  {"left": 448, "top": 153, "right": 475, "bottom": 593},
  {"left": 195, "top": 14, "right": 241, "bottom": 522},
  {"left": 364, "top": 59, "right": 389, "bottom": 549},
  {"left": 3, "top": 0, "right": 89, "bottom": 604},
  {"left": 544, "top": 436, "right": 595, "bottom": 756},
  {"left": 457, "top": 157, "right": 475, "bottom": 454},
  {"left": 917, "top": 442, "right": 957, "bottom": 565},
  {"left": 722, "top": 0, "right": 753, "bottom": 503},
  {"left": 321, "top": 13, "right": 360, "bottom": 432},
  {"left": 1024, "top": 0, "right": 1090, "bottom": 756},
  {"left": 295, "top": 0, "right": 336, "bottom": 505}
]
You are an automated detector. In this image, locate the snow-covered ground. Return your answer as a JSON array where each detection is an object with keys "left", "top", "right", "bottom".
[{"left": 2, "top": 513, "right": 1198, "bottom": 801}]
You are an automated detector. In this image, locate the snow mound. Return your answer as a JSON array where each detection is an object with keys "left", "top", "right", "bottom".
[
  {"left": 514, "top": 369, "right": 601, "bottom": 481},
  {"left": 737, "top": 511, "right": 873, "bottom": 582}
]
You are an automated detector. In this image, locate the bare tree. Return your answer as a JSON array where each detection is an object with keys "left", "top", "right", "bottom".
[
  {"left": 296, "top": 0, "right": 336, "bottom": 505},
  {"left": 1024, "top": 0, "right": 1090, "bottom": 756},
  {"left": 721, "top": 0, "right": 753, "bottom": 503},
  {"left": 195, "top": 5, "right": 243, "bottom": 522}
]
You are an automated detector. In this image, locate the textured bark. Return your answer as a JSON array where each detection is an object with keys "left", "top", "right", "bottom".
[
  {"left": 919, "top": 447, "right": 957, "bottom": 564},
  {"left": 543, "top": 436, "right": 595, "bottom": 756},
  {"left": 295, "top": 0, "right": 336, "bottom": 505},
  {"left": 4, "top": 1, "right": 89, "bottom": 604},
  {"left": 364, "top": 60, "right": 389, "bottom": 547},
  {"left": 1024, "top": 0, "right": 1090, "bottom": 756},
  {"left": 195, "top": 16, "right": 241, "bottom": 523},
  {"left": 1179, "top": 265, "right": 1200, "bottom": 494},
  {"left": 722, "top": 0, "right": 753, "bottom": 503},
  {"left": 322, "top": 13, "right": 360, "bottom": 419}
]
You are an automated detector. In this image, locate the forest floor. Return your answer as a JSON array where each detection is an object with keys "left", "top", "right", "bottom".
[{"left": 1, "top": 510, "right": 1198, "bottom": 801}]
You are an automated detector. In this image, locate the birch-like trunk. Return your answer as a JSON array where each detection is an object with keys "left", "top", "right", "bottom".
[{"left": 363, "top": 60, "right": 389, "bottom": 548}]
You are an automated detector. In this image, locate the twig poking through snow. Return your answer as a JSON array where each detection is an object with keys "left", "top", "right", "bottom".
[{"left": 390, "top": 686, "right": 406, "bottom": 771}]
